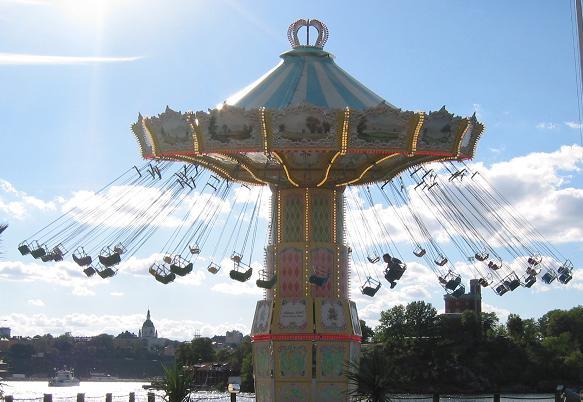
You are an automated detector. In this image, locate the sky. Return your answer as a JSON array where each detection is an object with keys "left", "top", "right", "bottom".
[{"left": 0, "top": 0, "right": 582, "bottom": 341}]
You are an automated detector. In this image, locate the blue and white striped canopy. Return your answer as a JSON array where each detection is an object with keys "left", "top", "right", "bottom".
[{"left": 227, "top": 46, "right": 392, "bottom": 111}]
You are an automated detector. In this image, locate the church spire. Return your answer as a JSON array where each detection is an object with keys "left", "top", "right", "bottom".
[{"left": 147, "top": 309, "right": 151, "bottom": 320}]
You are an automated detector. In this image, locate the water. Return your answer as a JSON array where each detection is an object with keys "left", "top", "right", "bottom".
[
  {"left": 1, "top": 382, "right": 555, "bottom": 402},
  {"left": 0, "top": 382, "right": 255, "bottom": 402}
]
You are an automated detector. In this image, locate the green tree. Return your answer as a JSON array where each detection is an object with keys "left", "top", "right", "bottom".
[
  {"left": 360, "top": 320, "right": 374, "bottom": 344},
  {"left": 507, "top": 314, "right": 524, "bottom": 340}
]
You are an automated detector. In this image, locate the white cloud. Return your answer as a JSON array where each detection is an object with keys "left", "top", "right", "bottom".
[
  {"left": 536, "top": 122, "right": 559, "bottom": 130},
  {"left": 0, "top": 178, "right": 57, "bottom": 219},
  {"left": 482, "top": 302, "right": 511, "bottom": 322},
  {"left": 565, "top": 121, "right": 583, "bottom": 129},
  {"left": 110, "top": 292, "right": 124, "bottom": 297},
  {"left": 0, "top": 312, "right": 249, "bottom": 341},
  {"left": 27, "top": 299, "right": 45, "bottom": 307},
  {"left": 0, "top": 53, "right": 142, "bottom": 65},
  {"left": 0, "top": 259, "right": 104, "bottom": 296}
]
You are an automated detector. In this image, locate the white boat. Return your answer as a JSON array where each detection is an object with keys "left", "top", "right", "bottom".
[
  {"left": 48, "top": 369, "right": 80, "bottom": 387},
  {"left": 88, "top": 371, "right": 118, "bottom": 381}
]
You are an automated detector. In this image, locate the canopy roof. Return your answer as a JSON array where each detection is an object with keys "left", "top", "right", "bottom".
[
  {"left": 132, "top": 19, "right": 484, "bottom": 188},
  {"left": 228, "top": 46, "right": 390, "bottom": 111}
]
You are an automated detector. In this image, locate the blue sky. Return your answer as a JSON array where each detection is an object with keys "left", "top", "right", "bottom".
[{"left": 0, "top": 0, "right": 582, "bottom": 340}]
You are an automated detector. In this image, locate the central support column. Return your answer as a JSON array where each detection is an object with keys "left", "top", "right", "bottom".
[{"left": 251, "top": 186, "right": 362, "bottom": 402}]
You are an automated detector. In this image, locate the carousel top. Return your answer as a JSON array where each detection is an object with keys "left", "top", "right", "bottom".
[
  {"left": 227, "top": 19, "right": 389, "bottom": 111},
  {"left": 131, "top": 19, "right": 484, "bottom": 188}
]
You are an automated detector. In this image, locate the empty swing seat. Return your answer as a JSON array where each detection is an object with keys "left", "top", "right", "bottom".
[
  {"left": 256, "top": 272, "right": 277, "bottom": 289},
  {"left": 208, "top": 263, "right": 221, "bottom": 275},
  {"left": 558, "top": 272, "right": 573, "bottom": 284},
  {"left": 413, "top": 247, "right": 426, "bottom": 257},
  {"left": 18, "top": 242, "right": 31, "bottom": 255},
  {"left": 154, "top": 272, "right": 176, "bottom": 285},
  {"left": 309, "top": 271, "right": 330, "bottom": 287},
  {"left": 73, "top": 249, "right": 92, "bottom": 267},
  {"left": 113, "top": 243, "right": 126, "bottom": 255},
  {"left": 445, "top": 275, "right": 461, "bottom": 291},
  {"left": 541, "top": 272, "right": 556, "bottom": 284},
  {"left": 361, "top": 278, "right": 381, "bottom": 297},
  {"left": 523, "top": 275, "right": 536, "bottom": 288},
  {"left": 488, "top": 261, "right": 501, "bottom": 270},
  {"left": 435, "top": 256, "right": 448, "bottom": 266},
  {"left": 230, "top": 267, "right": 253, "bottom": 283},
  {"left": 99, "top": 251, "right": 121, "bottom": 267},
  {"left": 450, "top": 285, "right": 465, "bottom": 298},
  {"left": 367, "top": 256, "right": 380, "bottom": 264},
  {"left": 506, "top": 279, "right": 521, "bottom": 291},
  {"left": 170, "top": 256, "right": 193, "bottom": 276},
  {"left": 189, "top": 245, "right": 200, "bottom": 255},
  {"left": 83, "top": 266, "right": 96, "bottom": 277},
  {"left": 475, "top": 252, "right": 489, "bottom": 262},
  {"left": 30, "top": 243, "right": 48, "bottom": 259},
  {"left": 97, "top": 267, "right": 116, "bottom": 279},
  {"left": 40, "top": 253, "right": 55, "bottom": 262},
  {"left": 495, "top": 283, "right": 509, "bottom": 296}
]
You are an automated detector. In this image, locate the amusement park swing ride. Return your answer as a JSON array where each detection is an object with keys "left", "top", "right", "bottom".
[{"left": 17, "top": 19, "right": 575, "bottom": 401}]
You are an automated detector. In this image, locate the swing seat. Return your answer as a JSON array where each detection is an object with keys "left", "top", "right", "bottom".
[
  {"left": 558, "top": 272, "right": 572, "bottom": 284},
  {"left": 256, "top": 271, "right": 277, "bottom": 289},
  {"left": 523, "top": 275, "right": 536, "bottom": 288},
  {"left": 527, "top": 256, "right": 541, "bottom": 266},
  {"left": 30, "top": 244, "right": 48, "bottom": 259},
  {"left": 367, "top": 256, "right": 380, "bottom": 264},
  {"left": 52, "top": 243, "right": 67, "bottom": 261},
  {"left": 309, "top": 271, "right": 330, "bottom": 287},
  {"left": 230, "top": 267, "right": 253, "bottom": 283},
  {"left": 506, "top": 278, "right": 521, "bottom": 291},
  {"left": 361, "top": 278, "right": 381, "bottom": 297},
  {"left": 170, "top": 258, "right": 193, "bottom": 276},
  {"left": 434, "top": 256, "right": 448, "bottom": 266},
  {"left": 40, "top": 253, "right": 54, "bottom": 262},
  {"left": 413, "top": 247, "right": 426, "bottom": 257},
  {"left": 488, "top": 261, "right": 501, "bottom": 270},
  {"left": 18, "top": 242, "right": 31, "bottom": 256},
  {"left": 445, "top": 276, "right": 461, "bottom": 291},
  {"left": 231, "top": 252, "right": 243, "bottom": 264},
  {"left": 73, "top": 252, "right": 92, "bottom": 267},
  {"left": 541, "top": 272, "right": 555, "bottom": 284},
  {"left": 83, "top": 266, "right": 96, "bottom": 277},
  {"left": 99, "top": 251, "right": 121, "bottom": 267},
  {"left": 208, "top": 263, "right": 221, "bottom": 275},
  {"left": 97, "top": 267, "right": 116, "bottom": 279},
  {"left": 475, "top": 252, "right": 489, "bottom": 262},
  {"left": 154, "top": 272, "right": 176, "bottom": 284},
  {"left": 113, "top": 243, "right": 126, "bottom": 255},
  {"left": 384, "top": 264, "right": 406, "bottom": 283},
  {"left": 495, "top": 283, "right": 508, "bottom": 296},
  {"left": 478, "top": 278, "right": 489, "bottom": 287},
  {"left": 450, "top": 285, "right": 465, "bottom": 298},
  {"left": 189, "top": 245, "right": 200, "bottom": 254}
]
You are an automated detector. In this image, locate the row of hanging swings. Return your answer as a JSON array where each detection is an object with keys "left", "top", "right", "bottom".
[{"left": 148, "top": 174, "right": 230, "bottom": 284}]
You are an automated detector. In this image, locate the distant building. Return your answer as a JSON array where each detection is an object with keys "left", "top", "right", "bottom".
[
  {"left": 139, "top": 309, "right": 158, "bottom": 340},
  {"left": 0, "top": 327, "right": 10, "bottom": 339},
  {"left": 444, "top": 279, "right": 482, "bottom": 316},
  {"left": 138, "top": 309, "right": 165, "bottom": 351},
  {"left": 225, "top": 330, "right": 243, "bottom": 346}
]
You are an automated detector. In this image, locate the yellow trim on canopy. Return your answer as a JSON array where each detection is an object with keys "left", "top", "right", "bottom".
[
  {"left": 336, "top": 154, "right": 398, "bottom": 187},
  {"left": 273, "top": 151, "right": 300, "bottom": 187},
  {"left": 407, "top": 112, "right": 425, "bottom": 156}
]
